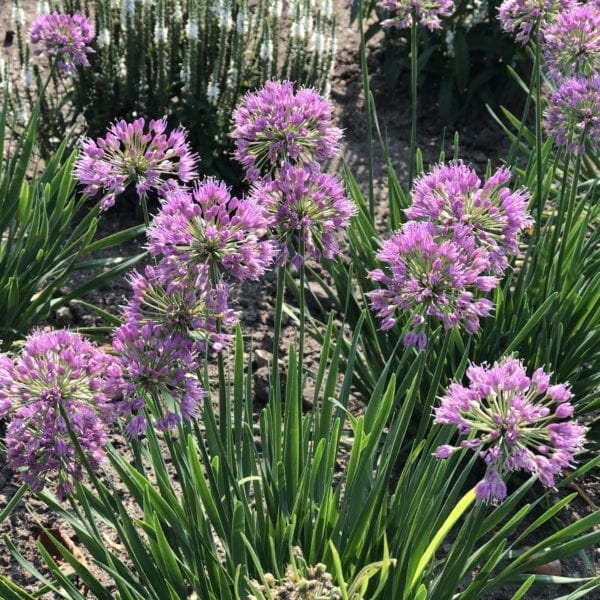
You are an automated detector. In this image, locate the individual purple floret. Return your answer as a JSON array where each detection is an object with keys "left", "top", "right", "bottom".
[
  {"left": 542, "top": 3, "right": 600, "bottom": 79},
  {"left": 0, "top": 329, "right": 123, "bottom": 499},
  {"left": 497, "top": 0, "right": 576, "bottom": 44},
  {"left": 112, "top": 321, "right": 205, "bottom": 436},
  {"left": 30, "top": 12, "right": 94, "bottom": 73},
  {"left": 231, "top": 80, "right": 342, "bottom": 181},
  {"left": 377, "top": 0, "right": 454, "bottom": 30},
  {"left": 433, "top": 356, "right": 587, "bottom": 503},
  {"left": 147, "top": 178, "right": 275, "bottom": 282},
  {"left": 367, "top": 221, "right": 498, "bottom": 347},
  {"left": 406, "top": 162, "right": 532, "bottom": 274},
  {"left": 545, "top": 74, "right": 600, "bottom": 154},
  {"left": 248, "top": 163, "right": 356, "bottom": 265},
  {"left": 73, "top": 117, "right": 199, "bottom": 210},
  {"left": 124, "top": 263, "right": 238, "bottom": 355}
]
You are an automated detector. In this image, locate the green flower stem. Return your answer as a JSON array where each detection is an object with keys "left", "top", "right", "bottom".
[
  {"left": 555, "top": 150, "right": 583, "bottom": 293},
  {"left": 269, "top": 263, "right": 286, "bottom": 465},
  {"left": 357, "top": 0, "right": 375, "bottom": 219},
  {"left": 141, "top": 197, "right": 151, "bottom": 229},
  {"left": 409, "top": 18, "right": 418, "bottom": 190},
  {"left": 298, "top": 242, "right": 306, "bottom": 396},
  {"left": 545, "top": 146, "right": 572, "bottom": 294},
  {"left": 416, "top": 326, "right": 452, "bottom": 440},
  {"left": 533, "top": 39, "right": 543, "bottom": 242}
]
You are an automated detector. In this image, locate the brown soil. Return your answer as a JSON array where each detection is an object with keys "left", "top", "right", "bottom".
[{"left": 0, "top": 2, "right": 598, "bottom": 599}]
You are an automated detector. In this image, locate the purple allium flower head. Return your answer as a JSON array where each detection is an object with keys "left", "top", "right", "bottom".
[
  {"left": 112, "top": 321, "right": 205, "bottom": 436},
  {"left": 231, "top": 80, "right": 342, "bottom": 181},
  {"left": 433, "top": 356, "right": 587, "bottom": 503},
  {"left": 30, "top": 12, "right": 94, "bottom": 73},
  {"left": 124, "top": 263, "right": 238, "bottom": 355},
  {"left": 73, "top": 117, "right": 199, "bottom": 210},
  {"left": 377, "top": 0, "right": 454, "bottom": 30},
  {"left": 497, "top": 0, "right": 576, "bottom": 44},
  {"left": 545, "top": 74, "right": 600, "bottom": 154},
  {"left": 147, "top": 178, "right": 275, "bottom": 281},
  {"left": 0, "top": 329, "right": 123, "bottom": 498},
  {"left": 543, "top": 3, "right": 600, "bottom": 79},
  {"left": 248, "top": 163, "right": 356, "bottom": 265},
  {"left": 366, "top": 221, "right": 498, "bottom": 347},
  {"left": 406, "top": 162, "right": 533, "bottom": 273}
]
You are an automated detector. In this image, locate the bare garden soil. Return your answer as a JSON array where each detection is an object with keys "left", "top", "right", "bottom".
[{"left": 0, "top": 1, "right": 598, "bottom": 598}]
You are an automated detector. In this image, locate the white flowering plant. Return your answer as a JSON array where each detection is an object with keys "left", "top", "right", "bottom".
[{"left": 42, "top": 0, "right": 337, "bottom": 180}]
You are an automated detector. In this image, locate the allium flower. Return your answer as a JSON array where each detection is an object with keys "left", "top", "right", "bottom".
[
  {"left": 0, "top": 329, "right": 123, "bottom": 498},
  {"left": 367, "top": 221, "right": 498, "bottom": 347},
  {"left": 497, "top": 0, "right": 576, "bottom": 44},
  {"left": 543, "top": 4, "right": 600, "bottom": 79},
  {"left": 248, "top": 163, "right": 356, "bottom": 265},
  {"left": 545, "top": 74, "right": 600, "bottom": 154},
  {"left": 112, "top": 322, "right": 205, "bottom": 436},
  {"left": 30, "top": 12, "right": 94, "bottom": 74},
  {"left": 124, "top": 263, "right": 238, "bottom": 355},
  {"left": 147, "top": 178, "right": 275, "bottom": 281},
  {"left": 433, "top": 357, "right": 587, "bottom": 503},
  {"left": 377, "top": 0, "right": 454, "bottom": 31},
  {"left": 231, "top": 80, "right": 342, "bottom": 181},
  {"left": 73, "top": 117, "right": 199, "bottom": 211},
  {"left": 406, "top": 162, "right": 532, "bottom": 274}
]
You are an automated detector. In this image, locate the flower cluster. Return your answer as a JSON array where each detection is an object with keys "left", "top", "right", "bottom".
[
  {"left": 74, "top": 117, "right": 199, "bottom": 210},
  {"left": 30, "top": 12, "right": 94, "bottom": 73},
  {"left": 248, "top": 163, "right": 356, "bottom": 265},
  {"left": 542, "top": 3, "right": 600, "bottom": 79},
  {"left": 367, "top": 162, "right": 532, "bottom": 348},
  {"left": 124, "top": 264, "right": 238, "bottom": 355},
  {"left": 545, "top": 74, "right": 600, "bottom": 154},
  {"left": 433, "top": 357, "right": 587, "bottom": 503},
  {"left": 367, "top": 221, "right": 497, "bottom": 348},
  {"left": 497, "top": 0, "right": 576, "bottom": 44},
  {"left": 0, "top": 329, "right": 123, "bottom": 498},
  {"left": 406, "top": 163, "right": 533, "bottom": 274},
  {"left": 377, "top": 0, "right": 455, "bottom": 31},
  {"left": 231, "top": 81, "right": 353, "bottom": 267},
  {"left": 112, "top": 255, "right": 240, "bottom": 436},
  {"left": 231, "top": 80, "right": 342, "bottom": 181},
  {"left": 147, "top": 178, "right": 275, "bottom": 281},
  {"left": 113, "top": 321, "right": 205, "bottom": 437}
]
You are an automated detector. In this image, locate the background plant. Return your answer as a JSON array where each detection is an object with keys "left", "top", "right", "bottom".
[
  {"left": 10, "top": 0, "right": 336, "bottom": 181},
  {"left": 355, "top": 0, "right": 529, "bottom": 122}
]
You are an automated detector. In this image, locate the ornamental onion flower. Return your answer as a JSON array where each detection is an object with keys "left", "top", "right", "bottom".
[
  {"left": 433, "top": 356, "right": 587, "bottom": 503},
  {"left": 0, "top": 329, "right": 123, "bottom": 498},
  {"left": 112, "top": 322, "right": 205, "bottom": 436},
  {"left": 147, "top": 178, "right": 275, "bottom": 282},
  {"left": 248, "top": 163, "right": 356, "bottom": 265},
  {"left": 30, "top": 12, "right": 94, "bottom": 73},
  {"left": 497, "top": 0, "right": 576, "bottom": 44},
  {"left": 545, "top": 74, "right": 600, "bottom": 154},
  {"left": 406, "top": 162, "right": 532, "bottom": 274},
  {"left": 377, "top": 0, "right": 454, "bottom": 30},
  {"left": 231, "top": 80, "right": 342, "bottom": 181},
  {"left": 542, "top": 3, "right": 600, "bottom": 79},
  {"left": 367, "top": 221, "right": 497, "bottom": 347},
  {"left": 124, "top": 263, "right": 238, "bottom": 355},
  {"left": 73, "top": 117, "right": 199, "bottom": 211}
]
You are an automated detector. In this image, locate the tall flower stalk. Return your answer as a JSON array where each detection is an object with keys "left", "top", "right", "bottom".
[{"left": 377, "top": 0, "right": 455, "bottom": 189}]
